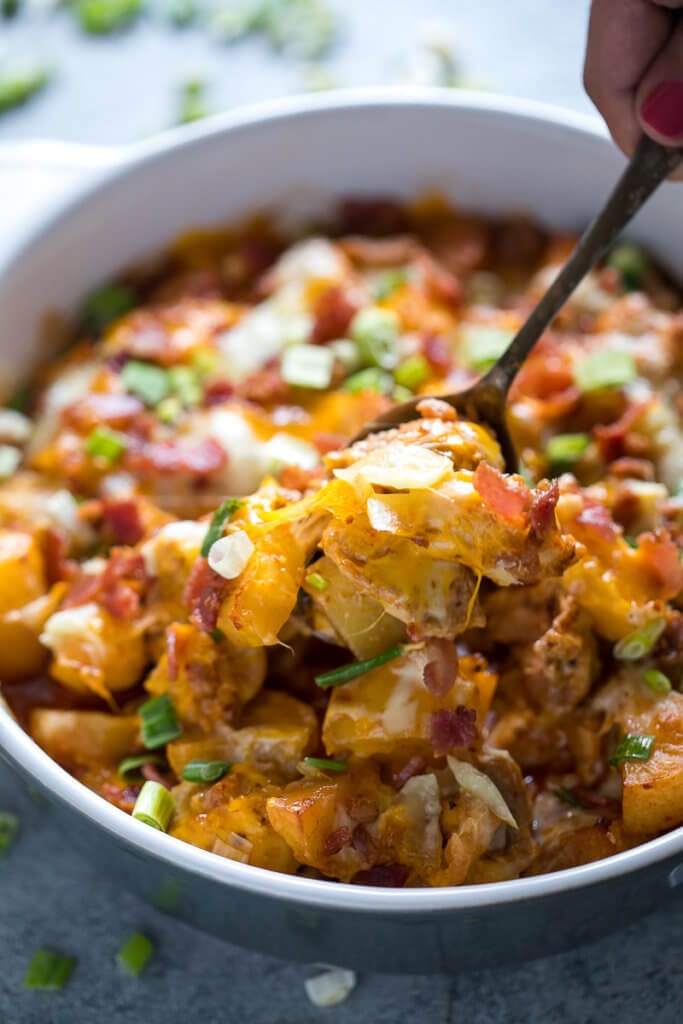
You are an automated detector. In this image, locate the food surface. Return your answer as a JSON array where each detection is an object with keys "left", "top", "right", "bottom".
[{"left": 1, "top": 197, "right": 682, "bottom": 887}]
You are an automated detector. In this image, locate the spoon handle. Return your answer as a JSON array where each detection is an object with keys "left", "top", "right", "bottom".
[{"left": 485, "top": 134, "right": 683, "bottom": 398}]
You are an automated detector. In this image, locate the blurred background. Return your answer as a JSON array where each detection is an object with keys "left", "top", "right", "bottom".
[{"left": 1, "top": 0, "right": 593, "bottom": 144}]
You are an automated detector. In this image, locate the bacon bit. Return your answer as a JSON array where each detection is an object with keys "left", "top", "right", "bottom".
[
  {"left": 473, "top": 462, "right": 531, "bottom": 525},
  {"left": 337, "top": 198, "right": 409, "bottom": 236},
  {"left": 391, "top": 755, "right": 426, "bottom": 789},
  {"left": 422, "top": 334, "right": 453, "bottom": 374},
  {"left": 42, "top": 528, "right": 77, "bottom": 585},
  {"left": 323, "top": 826, "right": 353, "bottom": 857},
  {"left": 510, "top": 352, "right": 578, "bottom": 416},
  {"left": 635, "top": 531, "right": 683, "bottom": 598},
  {"left": 530, "top": 480, "right": 560, "bottom": 540},
  {"left": 430, "top": 706, "right": 477, "bottom": 756},
  {"left": 166, "top": 626, "right": 180, "bottom": 682},
  {"left": 126, "top": 437, "right": 226, "bottom": 477},
  {"left": 101, "top": 781, "right": 140, "bottom": 813},
  {"left": 419, "top": 257, "right": 463, "bottom": 309},
  {"left": 97, "top": 550, "right": 151, "bottom": 620},
  {"left": 314, "top": 431, "right": 348, "bottom": 455},
  {"left": 102, "top": 498, "right": 144, "bottom": 546},
  {"left": 352, "top": 864, "right": 410, "bottom": 887},
  {"left": 278, "top": 464, "right": 325, "bottom": 492},
  {"left": 415, "top": 396, "right": 456, "bottom": 422},
  {"left": 593, "top": 401, "right": 650, "bottom": 462},
  {"left": 141, "top": 762, "right": 173, "bottom": 789},
  {"left": 347, "top": 795, "right": 379, "bottom": 824},
  {"left": 609, "top": 458, "right": 655, "bottom": 481},
  {"left": 112, "top": 312, "right": 169, "bottom": 362},
  {"left": 238, "top": 363, "right": 289, "bottom": 404},
  {"left": 61, "top": 572, "right": 101, "bottom": 609},
  {"left": 575, "top": 499, "right": 620, "bottom": 541},
  {"left": 62, "top": 392, "right": 145, "bottom": 431},
  {"left": 423, "top": 639, "right": 458, "bottom": 696},
  {"left": 311, "top": 286, "right": 359, "bottom": 345},
  {"left": 184, "top": 557, "right": 229, "bottom": 632},
  {"left": 428, "top": 217, "right": 489, "bottom": 276},
  {"left": 493, "top": 217, "right": 548, "bottom": 269},
  {"left": 572, "top": 788, "right": 621, "bottom": 816},
  {"left": 204, "top": 379, "right": 235, "bottom": 406}
]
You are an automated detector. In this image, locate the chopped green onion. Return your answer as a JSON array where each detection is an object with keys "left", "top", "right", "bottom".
[
  {"left": 77, "top": 0, "right": 142, "bottom": 34},
  {"left": 607, "top": 243, "right": 649, "bottom": 292},
  {"left": 118, "top": 754, "right": 166, "bottom": 782},
  {"left": 0, "top": 811, "right": 19, "bottom": 854},
  {"left": 350, "top": 307, "right": 400, "bottom": 369},
  {"left": 258, "top": 0, "right": 337, "bottom": 59},
  {"left": 209, "top": 626, "right": 226, "bottom": 644},
  {"left": 315, "top": 643, "right": 404, "bottom": 689},
  {"left": 132, "top": 781, "right": 175, "bottom": 831},
  {"left": 281, "top": 344, "right": 335, "bottom": 389},
  {"left": 178, "top": 75, "right": 210, "bottom": 124},
  {"left": 608, "top": 732, "right": 655, "bottom": 767},
  {"left": 168, "top": 365, "right": 202, "bottom": 406},
  {"left": 643, "top": 668, "right": 672, "bottom": 695},
  {"left": 85, "top": 425, "right": 127, "bottom": 462},
  {"left": 81, "top": 283, "right": 136, "bottom": 333},
  {"left": 122, "top": 360, "right": 170, "bottom": 407},
  {"left": 24, "top": 949, "right": 75, "bottom": 990},
  {"left": 392, "top": 384, "right": 413, "bottom": 403},
  {"left": 139, "top": 694, "right": 182, "bottom": 749},
  {"left": 552, "top": 786, "right": 587, "bottom": 810},
  {"left": 2, "top": 0, "right": 21, "bottom": 18},
  {"left": 208, "top": 3, "right": 259, "bottom": 42},
  {"left": 343, "top": 367, "right": 394, "bottom": 395},
  {"left": 460, "top": 324, "right": 514, "bottom": 373},
  {"left": 302, "top": 756, "right": 347, "bottom": 773},
  {"left": 8, "top": 387, "right": 30, "bottom": 413},
  {"left": 329, "top": 338, "right": 361, "bottom": 373},
  {"left": 116, "top": 932, "right": 154, "bottom": 977},
  {"left": 574, "top": 349, "right": 637, "bottom": 393},
  {"left": 613, "top": 617, "right": 666, "bottom": 661},
  {"left": 393, "top": 354, "right": 430, "bottom": 391},
  {"left": 168, "top": 0, "right": 196, "bottom": 25},
  {"left": 625, "top": 536, "right": 639, "bottom": 549},
  {"left": 0, "top": 65, "right": 51, "bottom": 115},
  {"left": 545, "top": 433, "right": 590, "bottom": 470},
  {"left": 305, "top": 571, "right": 329, "bottom": 592},
  {"left": 374, "top": 268, "right": 409, "bottom": 301},
  {"left": 156, "top": 395, "right": 183, "bottom": 423},
  {"left": 181, "top": 760, "right": 230, "bottom": 783},
  {"left": 201, "top": 498, "right": 243, "bottom": 558}
]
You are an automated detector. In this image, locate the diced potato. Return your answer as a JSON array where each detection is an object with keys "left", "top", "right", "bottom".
[
  {"left": 0, "top": 529, "right": 48, "bottom": 680},
  {"left": 29, "top": 709, "right": 141, "bottom": 766},
  {"left": 621, "top": 691, "right": 683, "bottom": 835},
  {"left": 527, "top": 823, "right": 623, "bottom": 875},
  {"left": 40, "top": 601, "right": 147, "bottom": 698}
]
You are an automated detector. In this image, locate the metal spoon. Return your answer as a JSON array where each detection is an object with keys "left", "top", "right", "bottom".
[{"left": 353, "top": 135, "right": 683, "bottom": 471}]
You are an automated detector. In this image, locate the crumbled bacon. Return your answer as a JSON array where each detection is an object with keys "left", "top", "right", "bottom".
[
  {"left": 99, "top": 550, "right": 150, "bottom": 620},
  {"left": 42, "top": 528, "right": 77, "bottom": 585},
  {"left": 609, "top": 457, "right": 655, "bottom": 481},
  {"left": 423, "top": 639, "right": 458, "bottom": 696},
  {"left": 530, "top": 480, "right": 559, "bottom": 540},
  {"left": 510, "top": 349, "right": 578, "bottom": 416},
  {"left": 166, "top": 626, "right": 180, "bottom": 682},
  {"left": 323, "top": 826, "right": 353, "bottom": 857},
  {"left": 102, "top": 498, "right": 144, "bottom": 546},
  {"left": 238, "top": 363, "right": 289, "bottom": 404},
  {"left": 430, "top": 706, "right": 477, "bottom": 756},
  {"left": 391, "top": 755, "right": 426, "bottom": 789},
  {"left": 420, "top": 257, "right": 463, "bottom": 309},
  {"left": 101, "top": 781, "right": 140, "bottom": 813},
  {"left": 347, "top": 795, "right": 379, "bottom": 824},
  {"left": 473, "top": 462, "right": 531, "bottom": 525},
  {"left": 126, "top": 438, "right": 226, "bottom": 477},
  {"left": 311, "top": 285, "right": 358, "bottom": 345},
  {"left": 593, "top": 401, "right": 650, "bottom": 462},
  {"left": 422, "top": 334, "right": 453, "bottom": 374},
  {"left": 314, "top": 431, "right": 347, "bottom": 455},
  {"left": 575, "top": 499, "right": 620, "bottom": 541},
  {"left": 352, "top": 864, "right": 410, "bottom": 887},
  {"left": 184, "top": 557, "right": 229, "bottom": 632},
  {"left": 61, "top": 572, "right": 101, "bottom": 609},
  {"left": 204, "top": 379, "right": 235, "bottom": 406},
  {"left": 62, "top": 392, "right": 144, "bottom": 431},
  {"left": 141, "top": 762, "right": 173, "bottom": 789},
  {"left": 337, "top": 198, "right": 409, "bottom": 236},
  {"left": 635, "top": 531, "right": 683, "bottom": 599}
]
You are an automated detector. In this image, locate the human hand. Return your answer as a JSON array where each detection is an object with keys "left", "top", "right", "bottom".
[{"left": 584, "top": 0, "right": 683, "bottom": 178}]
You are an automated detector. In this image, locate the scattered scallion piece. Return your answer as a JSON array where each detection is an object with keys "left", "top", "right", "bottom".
[
  {"left": 178, "top": 75, "right": 210, "bottom": 124},
  {"left": 132, "top": 781, "right": 175, "bottom": 831},
  {"left": 118, "top": 754, "right": 166, "bottom": 782},
  {"left": 281, "top": 344, "right": 335, "bottom": 389},
  {"left": 116, "top": 932, "right": 154, "bottom": 977},
  {"left": 24, "top": 949, "right": 76, "bottom": 990},
  {"left": 329, "top": 338, "right": 361, "bottom": 373},
  {"left": 168, "top": 365, "right": 202, "bottom": 406},
  {"left": 392, "top": 384, "right": 413, "bottom": 403},
  {"left": 374, "top": 268, "right": 409, "bottom": 301},
  {"left": 259, "top": 0, "right": 337, "bottom": 59},
  {"left": 139, "top": 694, "right": 182, "bottom": 749},
  {"left": 8, "top": 387, "right": 30, "bottom": 413},
  {"left": 168, "top": 0, "right": 196, "bottom": 25},
  {"left": 545, "top": 432, "right": 590, "bottom": 470},
  {"left": 209, "top": 626, "right": 226, "bottom": 644},
  {"left": 459, "top": 324, "right": 514, "bottom": 373},
  {"left": 394, "top": 354, "right": 430, "bottom": 391},
  {"left": 343, "top": 367, "right": 394, "bottom": 395},
  {"left": 607, "top": 243, "right": 649, "bottom": 292},
  {"left": 574, "top": 349, "right": 637, "bottom": 393},
  {"left": 608, "top": 732, "right": 655, "bottom": 767},
  {"left": 155, "top": 395, "right": 183, "bottom": 423},
  {"left": 643, "top": 668, "right": 672, "bottom": 695},
  {"left": 81, "top": 283, "right": 136, "bottom": 333},
  {"left": 122, "top": 360, "right": 170, "bottom": 407},
  {"left": 613, "top": 617, "right": 666, "bottom": 661},
  {"left": 85, "top": 425, "right": 127, "bottom": 462},
  {"left": 305, "top": 571, "right": 329, "bottom": 593},
  {"left": 350, "top": 307, "right": 400, "bottom": 369},
  {"left": 625, "top": 536, "right": 639, "bottom": 549},
  {"left": 0, "top": 65, "right": 51, "bottom": 115},
  {"left": 181, "top": 760, "right": 230, "bottom": 783},
  {"left": 0, "top": 811, "right": 19, "bottom": 855},
  {"left": 302, "top": 756, "right": 347, "bottom": 773},
  {"left": 201, "top": 498, "right": 243, "bottom": 558},
  {"left": 2, "top": 0, "right": 20, "bottom": 19},
  {"left": 315, "top": 643, "right": 404, "bottom": 689},
  {"left": 552, "top": 786, "right": 587, "bottom": 810},
  {"left": 77, "top": 0, "right": 143, "bottom": 34}
]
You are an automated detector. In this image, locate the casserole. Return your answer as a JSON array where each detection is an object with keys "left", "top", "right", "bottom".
[{"left": 0, "top": 90, "right": 681, "bottom": 973}]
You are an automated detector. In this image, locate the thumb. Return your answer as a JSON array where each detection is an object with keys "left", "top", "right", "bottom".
[{"left": 636, "top": 20, "right": 683, "bottom": 145}]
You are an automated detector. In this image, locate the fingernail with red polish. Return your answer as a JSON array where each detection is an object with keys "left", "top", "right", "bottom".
[{"left": 640, "top": 81, "right": 683, "bottom": 139}]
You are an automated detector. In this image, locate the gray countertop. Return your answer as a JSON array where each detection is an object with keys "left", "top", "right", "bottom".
[{"left": 1, "top": 2, "right": 682, "bottom": 1021}]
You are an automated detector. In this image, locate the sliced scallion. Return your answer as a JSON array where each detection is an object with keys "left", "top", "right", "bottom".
[
  {"left": 0, "top": 810, "right": 19, "bottom": 855},
  {"left": 139, "top": 694, "right": 182, "bottom": 749},
  {"left": 122, "top": 360, "right": 170, "bottom": 407},
  {"left": 302, "top": 756, "right": 347, "bottom": 773},
  {"left": 552, "top": 786, "right": 587, "bottom": 810},
  {"left": 132, "top": 781, "right": 175, "bottom": 831},
  {"left": 374, "top": 268, "right": 409, "bottom": 301},
  {"left": 643, "top": 668, "right": 672, "bottom": 695},
  {"left": 393, "top": 354, "right": 430, "bottom": 391},
  {"left": 545, "top": 432, "right": 590, "bottom": 469},
  {"left": 201, "top": 498, "right": 243, "bottom": 558},
  {"left": 607, "top": 243, "right": 649, "bottom": 292},
  {"left": 315, "top": 643, "right": 404, "bottom": 689},
  {"left": 181, "top": 760, "right": 230, "bottom": 783},
  {"left": 116, "top": 932, "right": 154, "bottom": 977},
  {"left": 85, "top": 425, "right": 127, "bottom": 462},
  {"left": 343, "top": 367, "right": 394, "bottom": 395},
  {"left": 0, "top": 64, "right": 51, "bottom": 115},
  {"left": 608, "top": 732, "right": 655, "bottom": 767},
  {"left": 351, "top": 307, "right": 400, "bottom": 369},
  {"left": 305, "top": 571, "right": 329, "bottom": 592},
  {"left": 574, "top": 349, "right": 637, "bottom": 393},
  {"left": 81, "top": 282, "right": 136, "bottom": 333},
  {"left": 460, "top": 324, "right": 514, "bottom": 373},
  {"left": 208, "top": 626, "right": 226, "bottom": 644},
  {"left": 168, "top": 365, "right": 202, "bottom": 406},
  {"left": 77, "top": 0, "right": 142, "bottom": 34},
  {"left": 281, "top": 344, "right": 335, "bottom": 390},
  {"left": 24, "top": 949, "right": 75, "bottom": 990},
  {"left": 613, "top": 618, "right": 666, "bottom": 661}
]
